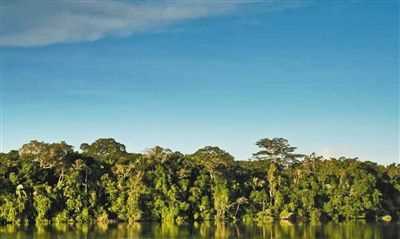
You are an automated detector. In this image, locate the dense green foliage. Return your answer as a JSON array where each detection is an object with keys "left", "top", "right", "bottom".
[{"left": 0, "top": 138, "right": 398, "bottom": 226}]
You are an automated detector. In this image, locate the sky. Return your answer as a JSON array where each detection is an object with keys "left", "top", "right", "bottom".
[{"left": 0, "top": 0, "right": 398, "bottom": 164}]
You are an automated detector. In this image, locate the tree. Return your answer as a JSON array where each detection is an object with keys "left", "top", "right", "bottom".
[
  {"left": 19, "top": 140, "right": 74, "bottom": 183},
  {"left": 213, "top": 177, "right": 230, "bottom": 221},
  {"left": 80, "top": 138, "right": 126, "bottom": 165},
  {"left": 33, "top": 185, "right": 53, "bottom": 225},
  {"left": 253, "top": 138, "right": 303, "bottom": 166},
  {"left": 191, "top": 146, "right": 234, "bottom": 178}
]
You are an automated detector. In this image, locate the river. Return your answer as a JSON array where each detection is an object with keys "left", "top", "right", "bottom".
[{"left": 0, "top": 221, "right": 399, "bottom": 239}]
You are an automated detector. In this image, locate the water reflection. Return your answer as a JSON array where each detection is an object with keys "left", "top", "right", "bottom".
[{"left": 0, "top": 221, "right": 398, "bottom": 239}]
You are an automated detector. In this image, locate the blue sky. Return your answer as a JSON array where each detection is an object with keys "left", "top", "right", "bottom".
[{"left": 0, "top": 0, "right": 398, "bottom": 164}]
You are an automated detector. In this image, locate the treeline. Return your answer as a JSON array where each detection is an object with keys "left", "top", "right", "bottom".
[{"left": 0, "top": 138, "right": 399, "bottom": 226}]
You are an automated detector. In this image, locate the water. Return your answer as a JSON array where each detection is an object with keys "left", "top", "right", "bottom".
[{"left": 0, "top": 222, "right": 399, "bottom": 239}]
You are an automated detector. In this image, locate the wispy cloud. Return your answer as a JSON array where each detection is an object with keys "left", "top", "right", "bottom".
[{"left": 0, "top": 0, "right": 306, "bottom": 47}]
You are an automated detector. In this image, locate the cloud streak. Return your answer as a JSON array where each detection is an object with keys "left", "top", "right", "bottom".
[{"left": 0, "top": 0, "right": 305, "bottom": 47}]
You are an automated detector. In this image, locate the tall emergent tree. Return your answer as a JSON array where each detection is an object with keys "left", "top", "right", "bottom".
[{"left": 253, "top": 138, "right": 303, "bottom": 166}]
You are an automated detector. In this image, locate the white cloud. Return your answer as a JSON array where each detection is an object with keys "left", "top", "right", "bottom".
[{"left": 0, "top": 0, "right": 305, "bottom": 47}]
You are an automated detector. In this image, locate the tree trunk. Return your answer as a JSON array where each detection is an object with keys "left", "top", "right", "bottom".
[
  {"left": 235, "top": 204, "right": 240, "bottom": 218},
  {"left": 58, "top": 167, "right": 64, "bottom": 185}
]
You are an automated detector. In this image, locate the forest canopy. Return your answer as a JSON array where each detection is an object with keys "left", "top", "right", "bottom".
[{"left": 0, "top": 138, "right": 399, "bottom": 226}]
